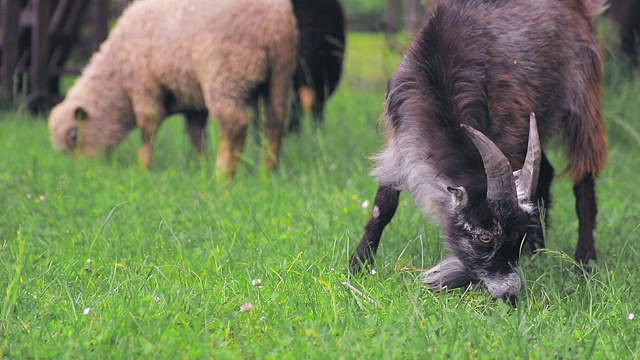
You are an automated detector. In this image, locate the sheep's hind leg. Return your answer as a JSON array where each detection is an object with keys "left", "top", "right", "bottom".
[
  {"left": 248, "top": 95, "right": 262, "bottom": 145},
  {"left": 349, "top": 184, "right": 400, "bottom": 274},
  {"left": 287, "top": 90, "right": 303, "bottom": 134},
  {"left": 263, "top": 83, "right": 290, "bottom": 172},
  {"left": 288, "top": 86, "right": 316, "bottom": 134},
  {"left": 311, "top": 99, "right": 326, "bottom": 129}
]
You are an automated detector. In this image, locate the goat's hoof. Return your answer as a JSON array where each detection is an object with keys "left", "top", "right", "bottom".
[
  {"left": 573, "top": 260, "right": 597, "bottom": 277},
  {"left": 347, "top": 256, "right": 372, "bottom": 277},
  {"left": 497, "top": 294, "right": 518, "bottom": 307}
]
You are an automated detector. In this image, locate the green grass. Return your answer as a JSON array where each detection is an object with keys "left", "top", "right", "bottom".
[{"left": 1, "top": 32, "right": 640, "bottom": 359}]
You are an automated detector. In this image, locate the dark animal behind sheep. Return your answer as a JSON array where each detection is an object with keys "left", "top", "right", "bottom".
[
  {"left": 608, "top": 0, "right": 640, "bottom": 67},
  {"left": 350, "top": 0, "right": 607, "bottom": 302},
  {"left": 288, "top": 0, "right": 346, "bottom": 132}
]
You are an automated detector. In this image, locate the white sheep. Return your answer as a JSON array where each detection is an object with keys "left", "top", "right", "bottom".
[{"left": 48, "top": 0, "right": 297, "bottom": 180}]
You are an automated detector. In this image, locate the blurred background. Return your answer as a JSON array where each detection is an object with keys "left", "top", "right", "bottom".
[{"left": 0, "top": 0, "right": 637, "bottom": 114}]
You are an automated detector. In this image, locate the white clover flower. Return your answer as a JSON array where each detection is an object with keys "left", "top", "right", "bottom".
[
  {"left": 628, "top": 313, "right": 635, "bottom": 320},
  {"left": 361, "top": 200, "right": 370, "bottom": 208},
  {"left": 83, "top": 307, "right": 91, "bottom": 315}
]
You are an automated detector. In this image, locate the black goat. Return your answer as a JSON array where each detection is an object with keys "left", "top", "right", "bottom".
[
  {"left": 608, "top": 0, "right": 640, "bottom": 67},
  {"left": 288, "top": 0, "right": 346, "bottom": 132},
  {"left": 349, "top": 0, "right": 608, "bottom": 302}
]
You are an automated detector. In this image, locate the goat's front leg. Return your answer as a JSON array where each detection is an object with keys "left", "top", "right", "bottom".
[
  {"left": 573, "top": 173, "right": 598, "bottom": 264},
  {"left": 349, "top": 184, "right": 400, "bottom": 274}
]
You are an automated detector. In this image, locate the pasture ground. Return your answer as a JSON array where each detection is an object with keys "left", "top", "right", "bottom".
[{"left": 1, "top": 32, "right": 639, "bottom": 359}]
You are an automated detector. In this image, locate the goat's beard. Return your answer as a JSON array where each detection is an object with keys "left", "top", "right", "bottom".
[{"left": 422, "top": 256, "right": 477, "bottom": 291}]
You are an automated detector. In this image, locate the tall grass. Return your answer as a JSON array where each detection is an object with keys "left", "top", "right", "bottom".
[{"left": 0, "top": 32, "right": 639, "bottom": 359}]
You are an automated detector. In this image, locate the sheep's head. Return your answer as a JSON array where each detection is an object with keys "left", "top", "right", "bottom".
[
  {"left": 423, "top": 114, "right": 544, "bottom": 303},
  {"left": 48, "top": 91, "right": 134, "bottom": 159}
]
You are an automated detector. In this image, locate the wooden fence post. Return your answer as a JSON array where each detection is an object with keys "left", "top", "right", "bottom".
[
  {"left": 1, "top": 0, "right": 21, "bottom": 103},
  {"left": 93, "top": 0, "right": 109, "bottom": 51},
  {"left": 30, "top": 0, "right": 52, "bottom": 110}
]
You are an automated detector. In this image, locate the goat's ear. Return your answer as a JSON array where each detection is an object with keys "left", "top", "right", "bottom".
[
  {"left": 74, "top": 107, "right": 88, "bottom": 122},
  {"left": 447, "top": 186, "right": 468, "bottom": 208}
]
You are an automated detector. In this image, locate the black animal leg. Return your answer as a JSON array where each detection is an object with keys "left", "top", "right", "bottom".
[
  {"left": 573, "top": 174, "right": 598, "bottom": 263},
  {"left": 529, "top": 152, "right": 554, "bottom": 251},
  {"left": 184, "top": 111, "right": 209, "bottom": 155},
  {"left": 349, "top": 184, "right": 400, "bottom": 274}
]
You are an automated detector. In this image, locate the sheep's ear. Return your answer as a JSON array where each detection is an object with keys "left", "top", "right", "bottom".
[
  {"left": 447, "top": 186, "right": 467, "bottom": 208},
  {"left": 75, "top": 107, "right": 88, "bottom": 122}
]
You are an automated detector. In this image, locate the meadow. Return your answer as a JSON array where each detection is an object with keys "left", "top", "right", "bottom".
[{"left": 1, "top": 32, "right": 639, "bottom": 359}]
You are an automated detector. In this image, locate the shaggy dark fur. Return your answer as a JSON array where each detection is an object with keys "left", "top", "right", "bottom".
[
  {"left": 609, "top": 0, "right": 640, "bottom": 67},
  {"left": 288, "top": 0, "right": 346, "bottom": 132},
  {"left": 350, "top": 0, "right": 607, "bottom": 302}
]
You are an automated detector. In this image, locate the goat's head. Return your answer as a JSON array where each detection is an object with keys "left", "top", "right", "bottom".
[{"left": 423, "top": 114, "right": 543, "bottom": 303}]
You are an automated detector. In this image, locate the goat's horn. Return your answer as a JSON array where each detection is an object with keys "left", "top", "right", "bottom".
[
  {"left": 519, "top": 113, "right": 542, "bottom": 199},
  {"left": 461, "top": 124, "right": 517, "bottom": 202}
]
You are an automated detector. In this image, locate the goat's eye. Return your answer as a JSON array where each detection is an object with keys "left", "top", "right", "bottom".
[{"left": 477, "top": 234, "right": 492, "bottom": 244}]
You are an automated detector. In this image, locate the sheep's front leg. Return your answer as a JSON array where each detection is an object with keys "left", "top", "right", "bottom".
[
  {"left": 138, "top": 127, "right": 154, "bottom": 169},
  {"left": 134, "top": 96, "right": 165, "bottom": 169},
  {"left": 184, "top": 110, "right": 209, "bottom": 155},
  {"left": 137, "top": 115, "right": 161, "bottom": 169},
  {"left": 349, "top": 184, "right": 400, "bottom": 274},
  {"left": 210, "top": 103, "right": 249, "bottom": 181}
]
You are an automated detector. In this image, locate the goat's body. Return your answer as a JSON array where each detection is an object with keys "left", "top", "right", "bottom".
[
  {"left": 376, "top": 0, "right": 605, "bottom": 221},
  {"left": 351, "top": 0, "right": 606, "bottom": 300}
]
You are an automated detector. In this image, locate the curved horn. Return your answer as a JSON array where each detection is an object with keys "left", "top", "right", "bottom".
[
  {"left": 519, "top": 113, "right": 542, "bottom": 200},
  {"left": 461, "top": 124, "right": 517, "bottom": 202}
]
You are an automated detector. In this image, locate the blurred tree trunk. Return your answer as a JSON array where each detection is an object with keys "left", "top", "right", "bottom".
[
  {"left": 385, "top": 0, "right": 400, "bottom": 33},
  {"left": 403, "top": 0, "right": 425, "bottom": 32},
  {"left": 385, "top": 0, "right": 428, "bottom": 33}
]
